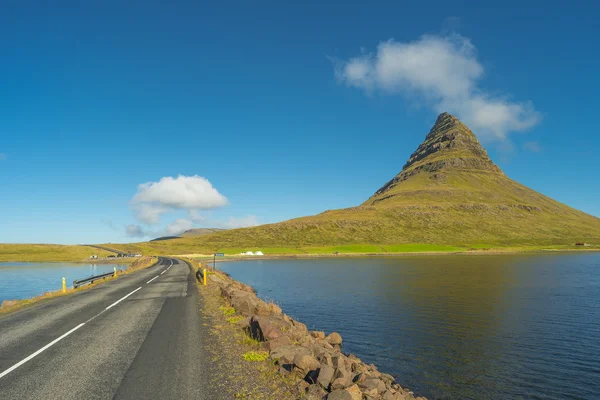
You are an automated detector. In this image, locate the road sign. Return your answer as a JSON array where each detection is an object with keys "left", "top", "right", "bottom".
[{"left": 214, "top": 253, "right": 224, "bottom": 257}]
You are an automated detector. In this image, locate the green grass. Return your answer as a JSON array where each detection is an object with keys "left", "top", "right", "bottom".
[
  {"left": 227, "top": 316, "right": 245, "bottom": 324},
  {"left": 220, "top": 306, "right": 235, "bottom": 316},
  {"left": 381, "top": 244, "right": 467, "bottom": 253},
  {"left": 0, "top": 244, "right": 114, "bottom": 262},
  {"left": 242, "top": 351, "right": 269, "bottom": 362}
]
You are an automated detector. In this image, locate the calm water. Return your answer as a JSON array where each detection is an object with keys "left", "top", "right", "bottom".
[
  {"left": 0, "top": 262, "right": 128, "bottom": 303},
  {"left": 219, "top": 253, "right": 600, "bottom": 400}
]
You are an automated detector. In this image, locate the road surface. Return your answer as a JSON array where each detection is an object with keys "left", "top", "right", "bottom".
[{"left": 0, "top": 257, "right": 217, "bottom": 399}]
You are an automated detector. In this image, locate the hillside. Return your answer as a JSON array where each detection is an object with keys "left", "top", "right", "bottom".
[{"left": 117, "top": 113, "right": 600, "bottom": 254}]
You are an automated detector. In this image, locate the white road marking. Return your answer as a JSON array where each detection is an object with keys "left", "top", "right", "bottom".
[
  {"left": 105, "top": 287, "right": 142, "bottom": 310},
  {"left": 0, "top": 323, "right": 85, "bottom": 379},
  {"left": 147, "top": 276, "right": 159, "bottom": 284},
  {"left": 160, "top": 270, "right": 166, "bottom": 275}
]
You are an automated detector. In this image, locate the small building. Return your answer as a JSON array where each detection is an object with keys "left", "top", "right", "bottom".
[
  {"left": 255, "top": 251, "right": 264, "bottom": 256},
  {"left": 89, "top": 255, "right": 98, "bottom": 259}
]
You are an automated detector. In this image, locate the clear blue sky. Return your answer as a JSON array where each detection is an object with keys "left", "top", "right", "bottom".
[{"left": 1, "top": 1, "right": 599, "bottom": 244}]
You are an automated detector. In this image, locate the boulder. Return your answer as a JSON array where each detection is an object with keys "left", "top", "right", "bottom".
[
  {"left": 264, "top": 335, "right": 292, "bottom": 351},
  {"left": 310, "top": 331, "right": 326, "bottom": 339},
  {"left": 345, "top": 384, "right": 363, "bottom": 400},
  {"left": 326, "top": 332, "right": 343, "bottom": 346},
  {"left": 331, "top": 366, "right": 353, "bottom": 390},
  {"left": 269, "top": 302, "right": 282, "bottom": 315},
  {"left": 1, "top": 300, "right": 18, "bottom": 308},
  {"left": 248, "top": 316, "right": 281, "bottom": 341},
  {"left": 293, "top": 354, "right": 320, "bottom": 374},
  {"left": 270, "top": 345, "right": 311, "bottom": 366},
  {"left": 230, "top": 291, "right": 259, "bottom": 315},
  {"left": 360, "top": 378, "right": 387, "bottom": 394},
  {"left": 317, "top": 364, "right": 335, "bottom": 389},
  {"left": 326, "top": 389, "right": 353, "bottom": 400},
  {"left": 306, "top": 384, "right": 328, "bottom": 400}
]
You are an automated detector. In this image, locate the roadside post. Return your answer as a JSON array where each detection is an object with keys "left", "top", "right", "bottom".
[
  {"left": 203, "top": 268, "right": 207, "bottom": 286},
  {"left": 213, "top": 253, "right": 224, "bottom": 270},
  {"left": 113, "top": 266, "right": 117, "bottom": 277},
  {"left": 62, "top": 277, "right": 66, "bottom": 293}
]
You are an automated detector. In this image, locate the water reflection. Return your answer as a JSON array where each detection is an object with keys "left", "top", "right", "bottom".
[{"left": 219, "top": 253, "right": 600, "bottom": 400}]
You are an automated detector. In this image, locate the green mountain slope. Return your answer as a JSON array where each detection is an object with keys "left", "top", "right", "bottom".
[{"left": 127, "top": 113, "right": 600, "bottom": 253}]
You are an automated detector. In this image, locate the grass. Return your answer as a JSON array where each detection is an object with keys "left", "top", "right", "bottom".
[
  {"left": 227, "top": 315, "right": 245, "bottom": 324},
  {"left": 242, "top": 351, "right": 269, "bottom": 362},
  {"left": 0, "top": 244, "right": 114, "bottom": 262},
  {"left": 220, "top": 306, "right": 235, "bottom": 316}
]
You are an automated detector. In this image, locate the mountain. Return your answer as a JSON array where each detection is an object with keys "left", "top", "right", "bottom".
[
  {"left": 181, "top": 228, "right": 226, "bottom": 237},
  {"left": 136, "top": 113, "right": 600, "bottom": 252}
]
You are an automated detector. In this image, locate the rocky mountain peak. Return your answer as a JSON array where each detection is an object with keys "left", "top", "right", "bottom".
[{"left": 370, "top": 112, "right": 504, "bottom": 197}]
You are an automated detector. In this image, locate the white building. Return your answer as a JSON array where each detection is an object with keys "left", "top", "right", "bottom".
[{"left": 255, "top": 251, "right": 264, "bottom": 256}]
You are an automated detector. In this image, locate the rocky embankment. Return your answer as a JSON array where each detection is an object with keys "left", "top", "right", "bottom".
[{"left": 205, "top": 269, "right": 426, "bottom": 400}]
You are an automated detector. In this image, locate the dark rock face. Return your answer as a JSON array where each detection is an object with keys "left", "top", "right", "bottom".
[{"left": 372, "top": 112, "right": 504, "bottom": 197}]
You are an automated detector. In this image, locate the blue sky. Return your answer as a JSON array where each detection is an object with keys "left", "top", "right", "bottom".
[{"left": 1, "top": 1, "right": 599, "bottom": 244}]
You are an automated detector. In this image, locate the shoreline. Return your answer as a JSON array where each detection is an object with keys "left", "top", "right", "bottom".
[
  {"left": 182, "top": 246, "right": 600, "bottom": 263},
  {"left": 194, "top": 261, "right": 427, "bottom": 399}
]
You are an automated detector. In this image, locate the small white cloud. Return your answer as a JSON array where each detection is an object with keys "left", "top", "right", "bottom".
[
  {"left": 165, "top": 218, "right": 194, "bottom": 236},
  {"left": 130, "top": 175, "right": 228, "bottom": 224},
  {"left": 224, "top": 216, "right": 260, "bottom": 229},
  {"left": 126, "top": 224, "right": 147, "bottom": 237},
  {"left": 334, "top": 34, "right": 540, "bottom": 140},
  {"left": 523, "top": 141, "right": 541, "bottom": 152},
  {"left": 188, "top": 210, "right": 205, "bottom": 223}
]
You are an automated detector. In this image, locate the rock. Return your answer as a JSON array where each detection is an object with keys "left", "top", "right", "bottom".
[
  {"left": 326, "top": 332, "right": 343, "bottom": 346},
  {"left": 317, "top": 364, "right": 335, "bottom": 389},
  {"left": 317, "top": 352, "right": 333, "bottom": 368},
  {"left": 270, "top": 345, "right": 311, "bottom": 366},
  {"left": 264, "top": 335, "right": 291, "bottom": 351},
  {"left": 1, "top": 300, "right": 18, "bottom": 308},
  {"left": 346, "top": 384, "right": 363, "bottom": 400},
  {"left": 381, "top": 373, "right": 395, "bottom": 383},
  {"left": 207, "top": 274, "right": 225, "bottom": 285},
  {"left": 310, "top": 331, "right": 326, "bottom": 339},
  {"left": 294, "top": 380, "right": 310, "bottom": 395},
  {"left": 326, "top": 389, "right": 353, "bottom": 400},
  {"left": 248, "top": 316, "right": 282, "bottom": 341},
  {"left": 293, "top": 354, "right": 320, "bottom": 374},
  {"left": 382, "top": 390, "right": 405, "bottom": 400},
  {"left": 269, "top": 302, "right": 282, "bottom": 315},
  {"left": 230, "top": 291, "right": 258, "bottom": 315},
  {"left": 331, "top": 377, "right": 352, "bottom": 391},
  {"left": 306, "top": 384, "right": 328, "bottom": 400},
  {"left": 360, "top": 378, "right": 387, "bottom": 394}
]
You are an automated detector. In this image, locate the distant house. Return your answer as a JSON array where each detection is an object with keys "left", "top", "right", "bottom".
[
  {"left": 575, "top": 242, "right": 586, "bottom": 246},
  {"left": 134, "top": 254, "right": 142, "bottom": 257},
  {"left": 255, "top": 251, "right": 264, "bottom": 256},
  {"left": 107, "top": 255, "right": 116, "bottom": 259},
  {"left": 89, "top": 255, "right": 98, "bottom": 259}
]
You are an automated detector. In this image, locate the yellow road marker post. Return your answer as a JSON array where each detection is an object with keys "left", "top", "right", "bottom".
[
  {"left": 113, "top": 266, "right": 117, "bottom": 277},
  {"left": 62, "top": 277, "right": 66, "bottom": 293}
]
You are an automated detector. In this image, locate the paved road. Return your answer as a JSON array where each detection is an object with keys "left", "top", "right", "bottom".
[{"left": 0, "top": 257, "right": 216, "bottom": 399}]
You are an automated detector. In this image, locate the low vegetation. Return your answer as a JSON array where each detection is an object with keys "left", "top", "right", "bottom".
[{"left": 0, "top": 244, "right": 114, "bottom": 262}]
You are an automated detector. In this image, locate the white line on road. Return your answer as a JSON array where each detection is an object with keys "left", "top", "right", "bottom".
[
  {"left": 105, "top": 287, "right": 142, "bottom": 310},
  {"left": 160, "top": 270, "right": 166, "bottom": 275},
  {"left": 0, "top": 323, "right": 85, "bottom": 379},
  {"left": 147, "top": 276, "right": 159, "bottom": 284}
]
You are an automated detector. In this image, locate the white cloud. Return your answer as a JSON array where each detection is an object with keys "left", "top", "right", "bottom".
[
  {"left": 130, "top": 175, "right": 228, "bottom": 224},
  {"left": 334, "top": 34, "right": 540, "bottom": 140},
  {"left": 523, "top": 141, "right": 541, "bottom": 152},
  {"left": 165, "top": 218, "right": 194, "bottom": 236},
  {"left": 224, "top": 215, "right": 260, "bottom": 229}
]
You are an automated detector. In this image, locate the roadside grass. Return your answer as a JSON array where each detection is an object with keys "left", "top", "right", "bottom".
[
  {"left": 381, "top": 244, "right": 467, "bottom": 253},
  {"left": 0, "top": 244, "right": 114, "bottom": 262},
  {"left": 242, "top": 351, "right": 269, "bottom": 362},
  {"left": 0, "top": 256, "right": 157, "bottom": 315}
]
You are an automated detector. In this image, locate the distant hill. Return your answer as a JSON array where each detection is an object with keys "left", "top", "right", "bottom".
[
  {"left": 181, "top": 228, "right": 226, "bottom": 237},
  {"left": 126, "top": 113, "right": 600, "bottom": 253},
  {"left": 150, "top": 228, "right": 226, "bottom": 242}
]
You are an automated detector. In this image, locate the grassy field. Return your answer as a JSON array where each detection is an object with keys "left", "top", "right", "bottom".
[{"left": 0, "top": 244, "right": 114, "bottom": 262}]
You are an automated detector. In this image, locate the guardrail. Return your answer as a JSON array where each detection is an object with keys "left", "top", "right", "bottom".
[{"left": 73, "top": 271, "right": 115, "bottom": 288}]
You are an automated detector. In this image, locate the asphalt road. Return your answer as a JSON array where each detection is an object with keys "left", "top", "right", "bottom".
[{"left": 0, "top": 257, "right": 216, "bottom": 399}]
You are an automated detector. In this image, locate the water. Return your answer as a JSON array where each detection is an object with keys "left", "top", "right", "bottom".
[
  {"left": 0, "top": 262, "right": 128, "bottom": 303},
  {"left": 219, "top": 253, "right": 600, "bottom": 400}
]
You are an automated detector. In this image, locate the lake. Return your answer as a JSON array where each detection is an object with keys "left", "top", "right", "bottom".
[
  {"left": 0, "top": 262, "right": 128, "bottom": 303},
  {"left": 219, "top": 253, "right": 600, "bottom": 400}
]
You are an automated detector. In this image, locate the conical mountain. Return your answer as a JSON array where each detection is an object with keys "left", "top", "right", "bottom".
[{"left": 137, "top": 113, "right": 600, "bottom": 251}]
